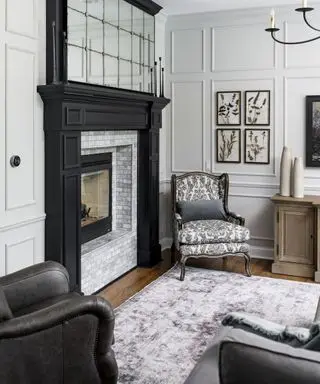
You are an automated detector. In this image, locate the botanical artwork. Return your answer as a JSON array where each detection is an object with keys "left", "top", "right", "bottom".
[
  {"left": 245, "top": 91, "right": 270, "bottom": 125},
  {"left": 245, "top": 129, "right": 270, "bottom": 164},
  {"left": 216, "top": 129, "right": 241, "bottom": 163},
  {"left": 216, "top": 92, "right": 241, "bottom": 126}
]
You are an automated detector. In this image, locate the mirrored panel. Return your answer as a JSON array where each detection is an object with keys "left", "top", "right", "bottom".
[
  {"left": 119, "top": 0, "right": 132, "bottom": 32},
  {"left": 67, "top": 0, "right": 155, "bottom": 92},
  {"left": 105, "top": 0, "right": 119, "bottom": 26},
  {"left": 88, "top": 16, "right": 103, "bottom": 52}
]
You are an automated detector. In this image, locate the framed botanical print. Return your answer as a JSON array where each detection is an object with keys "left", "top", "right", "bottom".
[
  {"left": 244, "top": 129, "right": 270, "bottom": 164},
  {"left": 216, "top": 91, "right": 241, "bottom": 126},
  {"left": 216, "top": 129, "right": 241, "bottom": 163},
  {"left": 306, "top": 95, "right": 320, "bottom": 167},
  {"left": 245, "top": 90, "right": 270, "bottom": 126}
]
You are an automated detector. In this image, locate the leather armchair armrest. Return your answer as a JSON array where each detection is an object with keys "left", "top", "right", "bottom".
[
  {"left": 0, "top": 295, "right": 114, "bottom": 342},
  {"left": 174, "top": 212, "right": 183, "bottom": 230},
  {"left": 0, "top": 261, "right": 70, "bottom": 313},
  {"left": 226, "top": 211, "right": 245, "bottom": 226}
]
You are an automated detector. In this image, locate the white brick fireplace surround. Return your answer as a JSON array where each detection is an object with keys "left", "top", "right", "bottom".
[{"left": 81, "top": 131, "right": 137, "bottom": 294}]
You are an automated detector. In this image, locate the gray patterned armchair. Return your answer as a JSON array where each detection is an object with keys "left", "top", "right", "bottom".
[{"left": 171, "top": 172, "right": 251, "bottom": 281}]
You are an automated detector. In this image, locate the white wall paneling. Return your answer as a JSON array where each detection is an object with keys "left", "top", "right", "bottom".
[
  {"left": 5, "top": 0, "right": 36, "bottom": 39},
  {"left": 163, "top": 6, "right": 320, "bottom": 259},
  {"left": 284, "top": 22, "right": 320, "bottom": 69},
  {"left": 0, "top": 0, "right": 46, "bottom": 275},
  {"left": 213, "top": 23, "right": 276, "bottom": 72},
  {"left": 171, "top": 80, "right": 205, "bottom": 172},
  {"left": 171, "top": 28, "right": 205, "bottom": 73}
]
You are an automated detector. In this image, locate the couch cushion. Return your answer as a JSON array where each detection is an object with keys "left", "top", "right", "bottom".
[
  {"left": 179, "top": 220, "right": 250, "bottom": 245},
  {"left": 177, "top": 199, "right": 226, "bottom": 223},
  {"left": 0, "top": 286, "right": 13, "bottom": 321}
]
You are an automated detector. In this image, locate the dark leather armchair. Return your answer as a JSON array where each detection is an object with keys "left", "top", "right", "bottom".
[{"left": 0, "top": 261, "right": 118, "bottom": 384}]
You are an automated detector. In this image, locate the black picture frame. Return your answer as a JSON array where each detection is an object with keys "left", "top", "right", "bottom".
[
  {"left": 216, "top": 91, "right": 241, "bottom": 126},
  {"left": 244, "top": 129, "right": 270, "bottom": 164},
  {"left": 216, "top": 128, "right": 241, "bottom": 163},
  {"left": 306, "top": 95, "right": 320, "bottom": 167},
  {"left": 245, "top": 90, "right": 270, "bottom": 126}
]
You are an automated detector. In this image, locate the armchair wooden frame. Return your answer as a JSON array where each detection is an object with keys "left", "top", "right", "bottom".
[{"left": 171, "top": 172, "right": 251, "bottom": 281}]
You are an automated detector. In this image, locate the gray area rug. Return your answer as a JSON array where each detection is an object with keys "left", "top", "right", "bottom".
[{"left": 113, "top": 265, "right": 320, "bottom": 383}]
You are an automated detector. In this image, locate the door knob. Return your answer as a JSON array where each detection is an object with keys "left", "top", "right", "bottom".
[{"left": 10, "top": 155, "right": 21, "bottom": 168}]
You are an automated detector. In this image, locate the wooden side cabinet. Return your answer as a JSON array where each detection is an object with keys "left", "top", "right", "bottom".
[{"left": 271, "top": 194, "right": 317, "bottom": 278}]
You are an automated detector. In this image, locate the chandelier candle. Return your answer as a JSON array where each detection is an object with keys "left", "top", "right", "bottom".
[{"left": 270, "top": 9, "right": 275, "bottom": 28}]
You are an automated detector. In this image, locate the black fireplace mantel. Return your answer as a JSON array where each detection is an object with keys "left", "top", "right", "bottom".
[{"left": 38, "top": 82, "right": 170, "bottom": 290}]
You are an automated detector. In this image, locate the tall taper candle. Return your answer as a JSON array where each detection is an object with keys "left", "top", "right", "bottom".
[
  {"left": 150, "top": 67, "right": 153, "bottom": 94},
  {"left": 161, "top": 68, "right": 164, "bottom": 97},
  {"left": 52, "top": 21, "right": 58, "bottom": 84},
  {"left": 303, "top": 0, "right": 308, "bottom": 8},
  {"left": 270, "top": 8, "right": 275, "bottom": 28},
  {"left": 154, "top": 61, "right": 158, "bottom": 96},
  {"left": 159, "top": 57, "right": 162, "bottom": 98}
]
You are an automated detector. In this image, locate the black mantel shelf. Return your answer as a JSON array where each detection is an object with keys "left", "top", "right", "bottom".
[{"left": 38, "top": 82, "right": 170, "bottom": 290}]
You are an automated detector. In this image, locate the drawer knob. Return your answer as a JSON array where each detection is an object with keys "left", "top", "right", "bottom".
[{"left": 10, "top": 155, "right": 21, "bottom": 168}]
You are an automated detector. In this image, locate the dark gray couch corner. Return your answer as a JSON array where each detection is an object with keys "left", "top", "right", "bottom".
[
  {"left": 0, "top": 261, "right": 118, "bottom": 384},
  {"left": 184, "top": 326, "right": 320, "bottom": 384}
]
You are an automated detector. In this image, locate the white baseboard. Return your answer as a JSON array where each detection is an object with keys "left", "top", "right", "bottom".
[
  {"left": 160, "top": 237, "right": 172, "bottom": 251},
  {"left": 159, "top": 237, "right": 274, "bottom": 260}
]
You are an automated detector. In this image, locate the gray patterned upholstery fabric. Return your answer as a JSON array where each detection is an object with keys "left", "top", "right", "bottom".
[
  {"left": 180, "top": 243, "right": 250, "bottom": 257},
  {"left": 179, "top": 220, "right": 250, "bottom": 245},
  {"left": 176, "top": 174, "right": 226, "bottom": 203}
]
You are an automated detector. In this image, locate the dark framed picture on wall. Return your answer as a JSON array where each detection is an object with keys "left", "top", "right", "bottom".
[
  {"left": 216, "top": 129, "right": 241, "bottom": 163},
  {"left": 216, "top": 91, "right": 241, "bottom": 126},
  {"left": 306, "top": 96, "right": 320, "bottom": 167},
  {"left": 244, "top": 129, "right": 270, "bottom": 164},
  {"left": 245, "top": 90, "right": 270, "bottom": 126}
]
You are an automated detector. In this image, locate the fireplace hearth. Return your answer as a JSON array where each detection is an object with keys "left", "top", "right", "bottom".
[{"left": 81, "top": 153, "right": 112, "bottom": 244}]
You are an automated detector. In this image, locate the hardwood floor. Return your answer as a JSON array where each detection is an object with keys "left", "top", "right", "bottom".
[{"left": 98, "top": 250, "right": 315, "bottom": 308}]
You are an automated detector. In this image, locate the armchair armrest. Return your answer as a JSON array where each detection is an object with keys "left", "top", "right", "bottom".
[
  {"left": 184, "top": 326, "right": 320, "bottom": 384},
  {"left": 226, "top": 211, "right": 245, "bottom": 226},
  {"left": 0, "top": 261, "right": 70, "bottom": 313},
  {"left": 0, "top": 295, "right": 114, "bottom": 341},
  {"left": 174, "top": 212, "right": 183, "bottom": 229}
]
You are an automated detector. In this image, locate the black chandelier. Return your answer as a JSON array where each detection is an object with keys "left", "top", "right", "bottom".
[{"left": 265, "top": 1, "right": 320, "bottom": 45}]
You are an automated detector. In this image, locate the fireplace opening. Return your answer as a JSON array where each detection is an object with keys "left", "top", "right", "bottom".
[{"left": 81, "top": 153, "right": 112, "bottom": 244}]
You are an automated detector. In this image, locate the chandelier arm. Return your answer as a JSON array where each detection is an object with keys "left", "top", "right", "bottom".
[
  {"left": 271, "top": 31, "right": 320, "bottom": 45},
  {"left": 303, "top": 12, "right": 320, "bottom": 32}
]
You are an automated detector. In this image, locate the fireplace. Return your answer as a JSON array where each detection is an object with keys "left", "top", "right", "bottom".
[{"left": 81, "top": 153, "right": 112, "bottom": 244}]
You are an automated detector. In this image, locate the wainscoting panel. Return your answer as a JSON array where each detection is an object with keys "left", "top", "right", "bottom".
[
  {"left": 284, "top": 76, "right": 320, "bottom": 181},
  {"left": 5, "top": 0, "right": 36, "bottom": 38},
  {"left": 171, "top": 29, "right": 205, "bottom": 73},
  {"left": 0, "top": 217, "right": 44, "bottom": 276},
  {"left": 213, "top": 78, "right": 275, "bottom": 176},
  {"left": 171, "top": 81, "right": 204, "bottom": 172},
  {"left": 284, "top": 22, "right": 320, "bottom": 69},
  {"left": 213, "top": 23, "right": 275, "bottom": 72},
  {"left": 5, "top": 45, "right": 35, "bottom": 210}
]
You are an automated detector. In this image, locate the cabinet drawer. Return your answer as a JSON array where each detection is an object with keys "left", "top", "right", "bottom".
[{"left": 278, "top": 206, "right": 314, "bottom": 265}]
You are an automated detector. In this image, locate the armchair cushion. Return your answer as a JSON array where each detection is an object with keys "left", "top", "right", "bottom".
[
  {"left": 177, "top": 199, "right": 226, "bottom": 223},
  {"left": 179, "top": 220, "right": 250, "bottom": 245},
  {"left": 0, "top": 288, "right": 13, "bottom": 322},
  {"left": 180, "top": 242, "right": 250, "bottom": 257}
]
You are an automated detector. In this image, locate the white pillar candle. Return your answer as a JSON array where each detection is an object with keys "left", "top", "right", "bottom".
[{"left": 270, "top": 8, "right": 275, "bottom": 28}]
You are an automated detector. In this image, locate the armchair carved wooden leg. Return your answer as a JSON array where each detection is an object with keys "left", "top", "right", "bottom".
[
  {"left": 180, "top": 256, "right": 187, "bottom": 281},
  {"left": 244, "top": 252, "right": 252, "bottom": 277}
]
